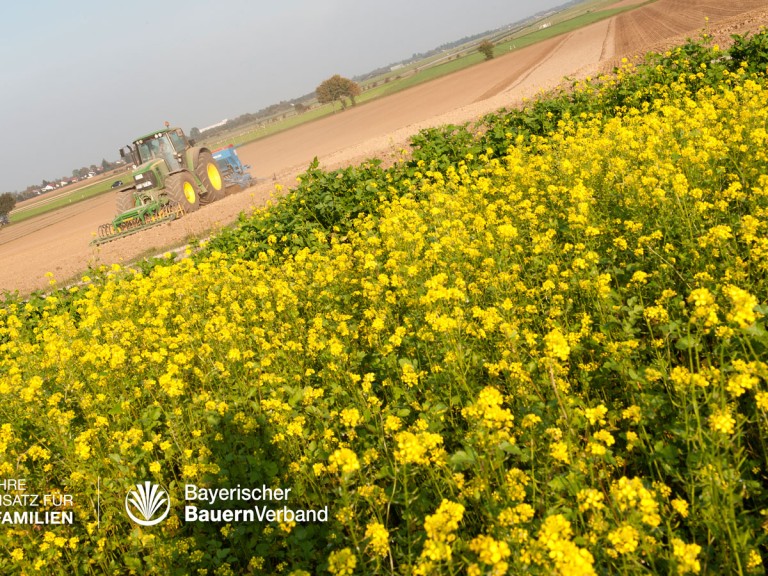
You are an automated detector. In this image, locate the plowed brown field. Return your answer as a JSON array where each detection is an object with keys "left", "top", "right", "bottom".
[
  {"left": 613, "top": 0, "right": 768, "bottom": 56},
  {"left": 2, "top": 0, "right": 768, "bottom": 296}
]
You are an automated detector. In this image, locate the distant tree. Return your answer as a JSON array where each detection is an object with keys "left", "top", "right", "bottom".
[
  {"left": 478, "top": 40, "right": 495, "bottom": 60},
  {"left": 316, "top": 75, "right": 361, "bottom": 111},
  {"left": 294, "top": 103, "right": 309, "bottom": 114},
  {"left": 190, "top": 127, "right": 201, "bottom": 141},
  {"left": 101, "top": 158, "right": 111, "bottom": 171},
  {"left": 0, "top": 192, "right": 16, "bottom": 216}
]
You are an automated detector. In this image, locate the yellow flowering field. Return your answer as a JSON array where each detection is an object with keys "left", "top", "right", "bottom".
[{"left": 1, "top": 37, "right": 768, "bottom": 574}]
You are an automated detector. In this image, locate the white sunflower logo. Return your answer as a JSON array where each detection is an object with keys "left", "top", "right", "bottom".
[{"left": 125, "top": 481, "right": 171, "bottom": 526}]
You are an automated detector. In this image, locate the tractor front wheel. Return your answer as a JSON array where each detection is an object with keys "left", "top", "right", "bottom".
[
  {"left": 115, "top": 187, "right": 136, "bottom": 215},
  {"left": 165, "top": 172, "right": 200, "bottom": 213},
  {"left": 196, "top": 150, "right": 226, "bottom": 205}
]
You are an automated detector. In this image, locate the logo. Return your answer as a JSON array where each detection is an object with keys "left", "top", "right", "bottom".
[{"left": 125, "top": 482, "right": 171, "bottom": 526}]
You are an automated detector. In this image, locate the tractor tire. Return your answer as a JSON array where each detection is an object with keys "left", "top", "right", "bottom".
[
  {"left": 115, "top": 188, "right": 136, "bottom": 214},
  {"left": 165, "top": 172, "right": 200, "bottom": 213},
  {"left": 195, "top": 150, "right": 226, "bottom": 205}
]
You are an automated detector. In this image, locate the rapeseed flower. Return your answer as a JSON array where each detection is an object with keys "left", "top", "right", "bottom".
[
  {"left": 708, "top": 408, "right": 736, "bottom": 435},
  {"left": 394, "top": 431, "right": 444, "bottom": 466},
  {"left": 723, "top": 284, "right": 760, "bottom": 328},
  {"left": 671, "top": 538, "right": 701, "bottom": 574},
  {"left": 328, "top": 447, "right": 360, "bottom": 475},
  {"left": 608, "top": 524, "right": 639, "bottom": 555},
  {"left": 469, "top": 534, "right": 511, "bottom": 571},
  {"left": 327, "top": 548, "right": 356, "bottom": 576},
  {"left": 364, "top": 521, "right": 390, "bottom": 557},
  {"left": 544, "top": 328, "right": 571, "bottom": 361}
]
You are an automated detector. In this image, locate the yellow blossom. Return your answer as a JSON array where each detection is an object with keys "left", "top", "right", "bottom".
[
  {"left": 671, "top": 498, "right": 689, "bottom": 518},
  {"left": 708, "top": 408, "right": 736, "bottom": 435},
  {"left": 608, "top": 524, "right": 640, "bottom": 555},
  {"left": 672, "top": 538, "right": 701, "bottom": 574},
  {"left": 327, "top": 548, "right": 356, "bottom": 576},
  {"left": 394, "top": 431, "right": 444, "bottom": 466},
  {"left": 544, "top": 328, "right": 571, "bottom": 361},
  {"left": 469, "top": 534, "right": 511, "bottom": 568},
  {"left": 328, "top": 448, "right": 360, "bottom": 475},
  {"left": 723, "top": 284, "right": 760, "bottom": 328},
  {"left": 364, "top": 521, "right": 390, "bottom": 557}
]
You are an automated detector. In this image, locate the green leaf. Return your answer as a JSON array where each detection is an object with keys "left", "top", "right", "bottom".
[
  {"left": 449, "top": 450, "right": 476, "bottom": 469},
  {"left": 548, "top": 476, "right": 567, "bottom": 492},
  {"left": 675, "top": 335, "right": 698, "bottom": 350}
]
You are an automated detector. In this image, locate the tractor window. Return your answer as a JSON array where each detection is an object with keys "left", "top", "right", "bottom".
[
  {"left": 136, "top": 138, "right": 179, "bottom": 168},
  {"left": 160, "top": 137, "right": 181, "bottom": 171},
  {"left": 170, "top": 130, "right": 187, "bottom": 153},
  {"left": 137, "top": 141, "right": 159, "bottom": 163}
]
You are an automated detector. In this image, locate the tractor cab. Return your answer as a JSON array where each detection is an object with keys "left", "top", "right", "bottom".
[
  {"left": 136, "top": 129, "right": 191, "bottom": 171},
  {"left": 120, "top": 128, "right": 191, "bottom": 171}
]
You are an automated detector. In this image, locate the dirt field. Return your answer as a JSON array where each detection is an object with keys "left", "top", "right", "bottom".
[
  {"left": 2, "top": 0, "right": 768, "bottom": 296},
  {"left": 612, "top": 0, "right": 768, "bottom": 58}
]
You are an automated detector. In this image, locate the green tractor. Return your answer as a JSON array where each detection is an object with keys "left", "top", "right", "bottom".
[{"left": 94, "top": 127, "right": 226, "bottom": 244}]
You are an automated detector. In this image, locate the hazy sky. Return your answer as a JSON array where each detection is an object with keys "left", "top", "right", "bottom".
[{"left": 0, "top": 0, "right": 568, "bottom": 192}]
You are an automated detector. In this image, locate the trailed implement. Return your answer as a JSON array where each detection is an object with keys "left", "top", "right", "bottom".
[{"left": 95, "top": 201, "right": 185, "bottom": 243}]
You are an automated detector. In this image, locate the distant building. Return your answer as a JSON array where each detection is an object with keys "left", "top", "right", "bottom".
[{"left": 201, "top": 119, "right": 229, "bottom": 133}]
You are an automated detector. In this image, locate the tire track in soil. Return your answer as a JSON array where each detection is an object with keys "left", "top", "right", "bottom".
[
  {"left": 498, "top": 33, "right": 577, "bottom": 98},
  {"left": 600, "top": 17, "right": 616, "bottom": 62},
  {"left": 473, "top": 35, "right": 572, "bottom": 102}
]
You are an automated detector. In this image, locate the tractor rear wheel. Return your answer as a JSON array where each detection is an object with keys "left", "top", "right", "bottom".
[
  {"left": 196, "top": 150, "right": 226, "bottom": 205},
  {"left": 115, "top": 188, "right": 136, "bottom": 214},
  {"left": 165, "top": 172, "right": 200, "bottom": 213}
]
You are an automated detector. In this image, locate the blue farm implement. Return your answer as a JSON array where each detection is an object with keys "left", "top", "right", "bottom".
[{"left": 213, "top": 145, "right": 253, "bottom": 191}]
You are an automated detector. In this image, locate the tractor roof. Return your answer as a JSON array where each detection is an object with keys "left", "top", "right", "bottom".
[{"left": 133, "top": 128, "right": 176, "bottom": 143}]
